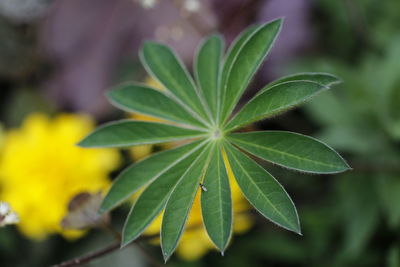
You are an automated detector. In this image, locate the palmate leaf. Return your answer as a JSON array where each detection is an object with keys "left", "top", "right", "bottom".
[{"left": 78, "top": 18, "right": 350, "bottom": 261}]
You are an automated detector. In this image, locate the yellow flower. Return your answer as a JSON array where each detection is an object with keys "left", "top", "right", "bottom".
[
  {"left": 0, "top": 124, "right": 4, "bottom": 151},
  {"left": 0, "top": 113, "right": 120, "bottom": 240},
  {"left": 130, "top": 77, "right": 253, "bottom": 260}
]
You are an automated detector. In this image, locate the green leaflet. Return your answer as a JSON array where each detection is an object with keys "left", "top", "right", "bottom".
[
  {"left": 141, "top": 42, "right": 211, "bottom": 125},
  {"left": 228, "top": 131, "right": 350, "bottom": 174},
  {"left": 201, "top": 144, "right": 232, "bottom": 252},
  {"left": 195, "top": 34, "right": 224, "bottom": 119},
  {"left": 262, "top": 72, "right": 341, "bottom": 93},
  {"left": 78, "top": 120, "right": 206, "bottom": 148},
  {"left": 107, "top": 83, "right": 206, "bottom": 129},
  {"left": 100, "top": 140, "right": 204, "bottom": 213},
  {"left": 218, "top": 24, "right": 259, "bottom": 123},
  {"left": 224, "top": 142, "right": 300, "bottom": 234},
  {"left": 122, "top": 146, "right": 205, "bottom": 247},
  {"left": 226, "top": 81, "right": 329, "bottom": 131},
  {"left": 219, "top": 19, "right": 282, "bottom": 124},
  {"left": 161, "top": 144, "right": 214, "bottom": 261}
]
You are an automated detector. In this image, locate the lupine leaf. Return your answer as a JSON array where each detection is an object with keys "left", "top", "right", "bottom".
[
  {"left": 195, "top": 34, "right": 223, "bottom": 119},
  {"left": 226, "top": 81, "right": 329, "bottom": 131},
  {"left": 224, "top": 142, "right": 300, "bottom": 234},
  {"left": 161, "top": 144, "right": 213, "bottom": 261},
  {"left": 141, "top": 42, "right": 211, "bottom": 124},
  {"left": 107, "top": 83, "right": 206, "bottom": 129},
  {"left": 122, "top": 147, "right": 204, "bottom": 246},
  {"left": 77, "top": 20, "right": 350, "bottom": 261},
  {"left": 100, "top": 140, "right": 205, "bottom": 213},
  {"left": 228, "top": 131, "right": 350, "bottom": 174},
  {"left": 78, "top": 120, "right": 206, "bottom": 148},
  {"left": 220, "top": 19, "right": 282, "bottom": 123},
  {"left": 201, "top": 144, "right": 232, "bottom": 252}
]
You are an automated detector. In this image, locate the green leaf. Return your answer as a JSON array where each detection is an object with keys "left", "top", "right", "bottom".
[
  {"left": 100, "top": 140, "right": 204, "bottom": 213},
  {"left": 195, "top": 34, "right": 224, "bottom": 119},
  {"left": 141, "top": 42, "right": 211, "bottom": 125},
  {"left": 220, "top": 19, "right": 282, "bottom": 124},
  {"left": 76, "top": 20, "right": 350, "bottom": 261},
  {"left": 201, "top": 144, "right": 232, "bottom": 252},
  {"left": 219, "top": 25, "right": 259, "bottom": 121},
  {"left": 107, "top": 83, "right": 206, "bottom": 129},
  {"left": 226, "top": 81, "right": 329, "bottom": 131},
  {"left": 223, "top": 142, "right": 300, "bottom": 234},
  {"left": 122, "top": 147, "right": 205, "bottom": 246},
  {"left": 263, "top": 72, "right": 341, "bottom": 91},
  {"left": 228, "top": 131, "right": 350, "bottom": 174},
  {"left": 161, "top": 144, "right": 214, "bottom": 261},
  {"left": 78, "top": 120, "right": 206, "bottom": 148}
]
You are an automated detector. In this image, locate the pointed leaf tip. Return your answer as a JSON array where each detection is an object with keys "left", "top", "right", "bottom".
[
  {"left": 201, "top": 146, "right": 232, "bottom": 252},
  {"left": 219, "top": 18, "right": 283, "bottom": 123},
  {"left": 224, "top": 143, "right": 300, "bottom": 233},
  {"left": 228, "top": 131, "right": 350, "bottom": 174},
  {"left": 140, "top": 40, "right": 210, "bottom": 124},
  {"left": 161, "top": 145, "right": 214, "bottom": 260}
]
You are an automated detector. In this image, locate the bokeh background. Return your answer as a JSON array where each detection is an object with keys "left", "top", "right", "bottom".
[{"left": 0, "top": 0, "right": 399, "bottom": 266}]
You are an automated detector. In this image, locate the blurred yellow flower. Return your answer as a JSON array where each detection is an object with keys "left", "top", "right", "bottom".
[
  {"left": 0, "top": 113, "right": 120, "bottom": 240},
  {"left": 0, "top": 124, "right": 4, "bottom": 151},
  {"left": 130, "top": 77, "right": 253, "bottom": 261}
]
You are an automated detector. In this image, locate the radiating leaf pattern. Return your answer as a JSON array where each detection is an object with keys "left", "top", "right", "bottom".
[
  {"left": 79, "top": 19, "right": 349, "bottom": 260},
  {"left": 100, "top": 140, "right": 204, "bottom": 213},
  {"left": 122, "top": 147, "right": 204, "bottom": 246},
  {"left": 161, "top": 144, "right": 213, "bottom": 261}
]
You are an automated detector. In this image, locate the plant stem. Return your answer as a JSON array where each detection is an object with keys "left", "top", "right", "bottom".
[
  {"left": 49, "top": 233, "right": 158, "bottom": 267},
  {"left": 49, "top": 242, "right": 120, "bottom": 267}
]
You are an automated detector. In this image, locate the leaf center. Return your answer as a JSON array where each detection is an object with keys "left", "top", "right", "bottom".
[{"left": 210, "top": 129, "right": 223, "bottom": 141}]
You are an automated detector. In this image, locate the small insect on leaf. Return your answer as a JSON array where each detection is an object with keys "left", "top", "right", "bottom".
[{"left": 200, "top": 183, "right": 208, "bottom": 192}]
